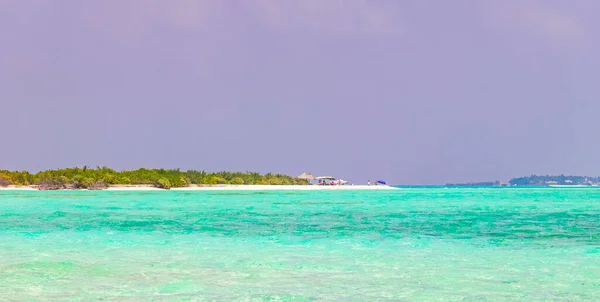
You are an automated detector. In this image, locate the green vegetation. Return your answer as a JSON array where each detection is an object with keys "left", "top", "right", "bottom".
[
  {"left": 0, "top": 167, "right": 308, "bottom": 190},
  {"left": 509, "top": 175, "right": 600, "bottom": 186}
]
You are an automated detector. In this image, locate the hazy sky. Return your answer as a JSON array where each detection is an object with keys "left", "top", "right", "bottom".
[{"left": 1, "top": 1, "right": 599, "bottom": 184}]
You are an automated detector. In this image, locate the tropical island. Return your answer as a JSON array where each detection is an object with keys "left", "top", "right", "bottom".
[
  {"left": 0, "top": 167, "right": 393, "bottom": 191},
  {"left": 0, "top": 167, "right": 309, "bottom": 190}
]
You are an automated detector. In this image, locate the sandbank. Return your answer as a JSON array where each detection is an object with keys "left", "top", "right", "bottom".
[
  {"left": 172, "top": 185, "right": 397, "bottom": 191},
  {"left": 0, "top": 185, "right": 397, "bottom": 191},
  {"left": 110, "top": 184, "right": 398, "bottom": 191}
]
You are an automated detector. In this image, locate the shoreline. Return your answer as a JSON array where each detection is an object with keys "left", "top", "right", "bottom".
[{"left": 0, "top": 184, "right": 398, "bottom": 191}]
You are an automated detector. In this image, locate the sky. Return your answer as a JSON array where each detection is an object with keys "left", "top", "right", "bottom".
[{"left": 1, "top": 0, "right": 599, "bottom": 185}]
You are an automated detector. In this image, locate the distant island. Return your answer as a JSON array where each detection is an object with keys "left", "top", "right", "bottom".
[
  {"left": 446, "top": 175, "right": 600, "bottom": 187},
  {"left": 444, "top": 181, "right": 501, "bottom": 187},
  {"left": 0, "top": 167, "right": 308, "bottom": 190},
  {"left": 508, "top": 175, "right": 600, "bottom": 186}
]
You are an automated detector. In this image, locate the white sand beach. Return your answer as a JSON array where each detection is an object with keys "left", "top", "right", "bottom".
[
  {"left": 0, "top": 186, "right": 37, "bottom": 191},
  {"left": 104, "top": 184, "right": 398, "bottom": 191},
  {"left": 172, "top": 185, "right": 397, "bottom": 191},
  {"left": 0, "top": 185, "right": 397, "bottom": 191}
]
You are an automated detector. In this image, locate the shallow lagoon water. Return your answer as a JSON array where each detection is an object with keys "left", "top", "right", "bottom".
[{"left": 1, "top": 188, "right": 599, "bottom": 300}]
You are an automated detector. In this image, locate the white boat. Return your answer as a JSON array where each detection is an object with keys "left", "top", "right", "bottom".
[{"left": 316, "top": 176, "right": 349, "bottom": 185}]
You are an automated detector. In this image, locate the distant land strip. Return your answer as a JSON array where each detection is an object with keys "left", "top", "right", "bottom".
[{"left": 446, "top": 175, "right": 600, "bottom": 187}]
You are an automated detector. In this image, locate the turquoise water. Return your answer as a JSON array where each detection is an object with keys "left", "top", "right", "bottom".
[{"left": 1, "top": 188, "right": 599, "bottom": 301}]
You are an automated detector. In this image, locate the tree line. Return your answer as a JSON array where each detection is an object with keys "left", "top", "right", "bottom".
[{"left": 0, "top": 167, "right": 308, "bottom": 190}]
